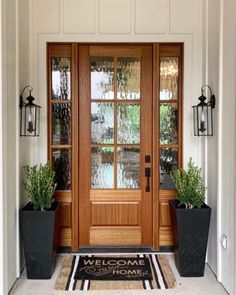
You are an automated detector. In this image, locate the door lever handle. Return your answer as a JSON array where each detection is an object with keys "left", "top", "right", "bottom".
[{"left": 145, "top": 168, "right": 151, "bottom": 192}]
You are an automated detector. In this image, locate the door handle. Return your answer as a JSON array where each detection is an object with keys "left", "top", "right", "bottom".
[{"left": 145, "top": 167, "right": 151, "bottom": 192}]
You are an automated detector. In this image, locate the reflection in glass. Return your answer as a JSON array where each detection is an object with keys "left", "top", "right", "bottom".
[
  {"left": 160, "top": 104, "right": 178, "bottom": 144},
  {"left": 52, "top": 104, "right": 71, "bottom": 145},
  {"left": 52, "top": 149, "right": 71, "bottom": 190},
  {"left": 91, "top": 103, "right": 114, "bottom": 144},
  {"left": 117, "top": 147, "right": 140, "bottom": 188},
  {"left": 118, "top": 104, "right": 140, "bottom": 144},
  {"left": 91, "top": 57, "right": 114, "bottom": 99},
  {"left": 52, "top": 57, "right": 71, "bottom": 100},
  {"left": 160, "top": 148, "right": 178, "bottom": 189},
  {"left": 91, "top": 147, "right": 114, "bottom": 188},
  {"left": 160, "top": 57, "right": 178, "bottom": 100},
  {"left": 117, "top": 57, "right": 141, "bottom": 99}
]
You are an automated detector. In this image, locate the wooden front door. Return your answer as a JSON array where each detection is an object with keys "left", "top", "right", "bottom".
[{"left": 78, "top": 45, "right": 153, "bottom": 246}]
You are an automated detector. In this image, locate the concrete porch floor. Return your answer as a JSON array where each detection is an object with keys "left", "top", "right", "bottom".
[{"left": 9, "top": 254, "right": 228, "bottom": 295}]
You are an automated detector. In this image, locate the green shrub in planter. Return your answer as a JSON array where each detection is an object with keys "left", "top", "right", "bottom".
[
  {"left": 169, "top": 158, "right": 211, "bottom": 277},
  {"left": 21, "top": 163, "right": 60, "bottom": 279},
  {"left": 24, "top": 163, "right": 57, "bottom": 210},
  {"left": 171, "top": 158, "right": 206, "bottom": 209}
]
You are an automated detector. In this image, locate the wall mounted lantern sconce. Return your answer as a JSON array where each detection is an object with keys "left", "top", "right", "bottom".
[
  {"left": 192, "top": 85, "right": 216, "bottom": 136},
  {"left": 20, "top": 86, "right": 41, "bottom": 137}
]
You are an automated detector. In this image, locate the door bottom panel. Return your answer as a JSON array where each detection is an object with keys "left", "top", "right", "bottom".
[{"left": 90, "top": 226, "right": 141, "bottom": 245}]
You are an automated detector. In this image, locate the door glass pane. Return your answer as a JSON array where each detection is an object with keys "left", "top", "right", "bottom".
[
  {"left": 160, "top": 103, "right": 178, "bottom": 144},
  {"left": 52, "top": 57, "right": 71, "bottom": 100},
  {"left": 117, "top": 57, "right": 141, "bottom": 100},
  {"left": 117, "top": 103, "right": 140, "bottom": 144},
  {"left": 91, "top": 102, "right": 114, "bottom": 144},
  {"left": 91, "top": 57, "right": 114, "bottom": 99},
  {"left": 160, "top": 148, "right": 178, "bottom": 189},
  {"left": 160, "top": 57, "right": 178, "bottom": 100},
  {"left": 52, "top": 149, "right": 71, "bottom": 190},
  {"left": 117, "top": 147, "right": 140, "bottom": 188},
  {"left": 91, "top": 147, "right": 114, "bottom": 188},
  {"left": 52, "top": 103, "right": 71, "bottom": 145}
]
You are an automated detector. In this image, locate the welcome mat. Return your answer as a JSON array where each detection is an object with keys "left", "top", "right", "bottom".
[
  {"left": 75, "top": 256, "right": 152, "bottom": 281},
  {"left": 55, "top": 254, "right": 176, "bottom": 291}
]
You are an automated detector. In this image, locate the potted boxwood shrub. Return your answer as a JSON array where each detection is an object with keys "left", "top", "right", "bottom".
[
  {"left": 20, "top": 163, "right": 60, "bottom": 279},
  {"left": 169, "top": 158, "right": 211, "bottom": 277}
]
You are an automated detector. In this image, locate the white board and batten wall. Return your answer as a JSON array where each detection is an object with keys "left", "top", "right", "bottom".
[
  {"left": 205, "top": 0, "right": 219, "bottom": 282},
  {"left": 216, "top": 1, "right": 236, "bottom": 294},
  {"left": 0, "top": 0, "right": 20, "bottom": 294},
  {"left": 29, "top": 0, "right": 208, "bottom": 278},
  {"left": 32, "top": 0, "right": 203, "bottom": 170},
  {"left": 11, "top": 0, "right": 234, "bottom": 294},
  {"left": 205, "top": 0, "right": 236, "bottom": 294},
  {"left": 29, "top": 0, "right": 205, "bottom": 269},
  {"left": 31, "top": 0, "right": 206, "bottom": 278}
]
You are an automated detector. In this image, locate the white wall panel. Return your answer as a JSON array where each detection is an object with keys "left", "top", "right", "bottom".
[
  {"left": 134, "top": 0, "right": 167, "bottom": 34},
  {"left": 63, "top": 0, "right": 95, "bottom": 34},
  {"left": 170, "top": 0, "right": 198, "bottom": 34},
  {"left": 33, "top": 0, "right": 60, "bottom": 34},
  {"left": 1, "top": 0, "right": 19, "bottom": 292},
  {"left": 206, "top": 0, "right": 220, "bottom": 275},
  {"left": 19, "top": 0, "right": 32, "bottom": 274},
  {"left": 0, "top": 0, "right": 7, "bottom": 293},
  {"left": 99, "top": 0, "right": 131, "bottom": 34},
  {"left": 6, "top": 0, "right": 18, "bottom": 289},
  {"left": 217, "top": 0, "right": 236, "bottom": 293},
  {"left": 3, "top": 0, "right": 216, "bottom": 292},
  {"left": 27, "top": 0, "right": 204, "bottom": 286}
]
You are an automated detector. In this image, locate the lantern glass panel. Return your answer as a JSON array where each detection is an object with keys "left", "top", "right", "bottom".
[
  {"left": 197, "top": 106, "right": 207, "bottom": 135},
  {"left": 207, "top": 105, "right": 213, "bottom": 135},
  {"left": 193, "top": 106, "right": 198, "bottom": 136},
  {"left": 193, "top": 104, "right": 213, "bottom": 136},
  {"left": 20, "top": 104, "right": 40, "bottom": 136}
]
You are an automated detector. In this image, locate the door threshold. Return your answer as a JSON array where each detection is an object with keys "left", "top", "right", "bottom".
[
  {"left": 58, "top": 246, "right": 174, "bottom": 253},
  {"left": 78, "top": 246, "right": 152, "bottom": 253}
]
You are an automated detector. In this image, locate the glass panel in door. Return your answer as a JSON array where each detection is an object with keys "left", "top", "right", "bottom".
[{"left": 90, "top": 57, "right": 141, "bottom": 189}]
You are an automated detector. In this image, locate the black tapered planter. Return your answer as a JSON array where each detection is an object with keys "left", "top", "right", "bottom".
[
  {"left": 20, "top": 201, "right": 60, "bottom": 279},
  {"left": 169, "top": 199, "right": 211, "bottom": 277}
]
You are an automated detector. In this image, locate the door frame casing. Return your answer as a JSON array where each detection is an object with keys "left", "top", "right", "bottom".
[{"left": 47, "top": 42, "right": 183, "bottom": 251}]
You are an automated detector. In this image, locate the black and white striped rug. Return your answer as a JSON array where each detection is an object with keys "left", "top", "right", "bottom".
[{"left": 55, "top": 254, "right": 176, "bottom": 291}]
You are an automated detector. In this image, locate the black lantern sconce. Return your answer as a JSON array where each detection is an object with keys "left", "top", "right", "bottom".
[
  {"left": 20, "top": 86, "right": 41, "bottom": 137},
  {"left": 192, "top": 85, "right": 216, "bottom": 136}
]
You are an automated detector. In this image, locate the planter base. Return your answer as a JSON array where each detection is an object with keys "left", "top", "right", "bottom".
[{"left": 24, "top": 252, "right": 56, "bottom": 279}]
